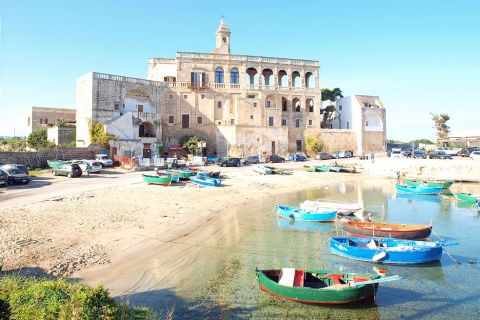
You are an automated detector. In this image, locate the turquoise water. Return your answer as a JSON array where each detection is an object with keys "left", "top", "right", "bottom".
[{"left": 131, "top": 179, "right": 480, "bottom": 319}]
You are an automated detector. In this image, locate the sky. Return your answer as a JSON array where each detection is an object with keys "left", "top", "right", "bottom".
[{"left": 0, "top": 0, "right": 479, "bottom": 140}]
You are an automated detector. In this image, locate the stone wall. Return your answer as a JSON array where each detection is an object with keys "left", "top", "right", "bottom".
[
  {"left": 317, "top": 129, "right": 357, "bottom": 154},
  {"left": 362, "top": 131, "right": 386, "bottom": 153},
  {"left": 0, "top": 147, "right": 103, "bottom": 168}
]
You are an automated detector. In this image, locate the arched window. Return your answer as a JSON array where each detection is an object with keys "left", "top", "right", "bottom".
[
  {"left": 215, "top": 67, "right": 224, "bottom": 84},
  {"left": 278, "top": 70, "right": 288, "bottom": 87},
  {"left": 292, "top": 71, "right": 301, "bottom": 88},
  {"left": 246, "top": 67, "right": 258, "bottom": 85},
  {"left": 307, "top": 99, "right": 314, "bottom": 112},
  {"left": 292, "top": 98, "right": 301, "bottom": 112},
  {"left": 230, "top": 68, "right": 239, "bottom": 84},
  {"left": 305, "top": 72, "right": 314, "bottom": 88}
]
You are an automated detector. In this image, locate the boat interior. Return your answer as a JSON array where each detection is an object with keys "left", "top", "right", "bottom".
[{"left": 263, "top": 269, "right": 352, "bottom": 289}]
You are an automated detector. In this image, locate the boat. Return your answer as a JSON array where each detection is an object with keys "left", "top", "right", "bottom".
[
  {"left": 189, "top": 174, "right": 221, "bottom": 187},
  {"left": 341, "top": 220, "right": 432, "bottom": 239},
  {"left": 455, "top": 193, "right": 480, "bottom": 203},
  {"left": 329, "top": 166, "right": 342, "bottom": 172},
  {"left": 330, "top": 237, "right": 458, "bottom": 264},
  {"left": 300, "top": 200, "right": 363, "bottom": 217},
  {"left": 405, "top": 179, "right": 453, "bottom": 189},
  {"left": 395, "top": 184, "right": 442, "bottom": 195},
  {"left": 275, "top": 205, "right": 336, "bottom": 222},
  {"left": 253, "top": 164, "right": 272, "bottom": 175},
  {"left": 303, "top": 166, "right": 317, "bottom": 172},
  {"left": 167, "top": 169, "right": 196, "bottom": 180},
  {"left": 47, "top": 159, "right": 67, "bottom": 168},
  {"left": 314, "top": 165, "right": 331, "bottom": 172},
  {"left": 143, "top": 174, "right": 173, "bottom": 186},
  {"left": 339, "top": 166, "right": 356, "bottom": 173},
  {"left": 256, "top": 268, "right": 400, "bottom": 305}
]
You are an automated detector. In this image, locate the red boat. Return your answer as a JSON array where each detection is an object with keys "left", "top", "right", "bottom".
[{"left": 342, "top": 220, "right": 432, "bottom": 239}]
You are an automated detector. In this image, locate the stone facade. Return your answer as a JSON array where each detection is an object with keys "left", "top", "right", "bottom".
[
  {"left": 47, "top": 126, "right": 76, "bottom": 145},
  {"left": 26, "top": 106, "right": 76, "bottom": 137}
]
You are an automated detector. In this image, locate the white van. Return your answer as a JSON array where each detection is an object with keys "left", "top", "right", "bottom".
[{"left": 390, "top": 148, "right": 402, "bottom": 159}]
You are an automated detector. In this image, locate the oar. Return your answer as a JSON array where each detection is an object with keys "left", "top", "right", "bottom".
[{"left": 349, "top": 275, "right": 402, "bottom": 287}]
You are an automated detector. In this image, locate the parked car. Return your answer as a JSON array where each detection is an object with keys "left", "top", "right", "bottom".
[
  {"left": 52, "top": 163, "right": 83, "bottom": 178},
  {"left": 219, "top": 157, "right": 241, "bottom": 167},
  {"left": 401, "top": 148, "right": 413, "bottom": 158},
  {"left": 436, "top": 147, "right": 462, "bottom": 156},
  {"left": 470, "top": 151, "right": 480, "bottom": 160},
  {"left": 390, "top": 148, "right": 402, "bottom": 159},
  {"left": 95, "top": 154, "right": 113, "bottom": 167},
  {"left": 288, "top": 153, "right": 307, "bottom": 162},
  {"left": 413, "top": 150, "right": 427, "bottom": 159},
  {"left": 241, "top": 156, "right": 260, "bottom": 165},
  {"left": 0, "top": 169, "right": 8, "bottom": 187},
  {"left": 70, "top": 160, "right": 95, "bottom": 175},
  {"left": 86, "top": 160, "right": 103, "bottom": 173},
  {"left": 428, "top": 151, "right": 452, "bottom": 159},
  {"left": 315, "top": 152, "right": 333, "bottom": 160},
  {"left": 459, "top": 147, "right": 480, "bottom": 157},
  {"left": 332, "top": 150, "right": 352, "bottom": 159},
  {"left": 1, "top": 164, "right": 29, "bottom": 175},
  {"left": 4, "top": 168, "right": 30, "bottom": 185},
  {"left": 266, "top": 155, "right": 285, "bottom": 163}
]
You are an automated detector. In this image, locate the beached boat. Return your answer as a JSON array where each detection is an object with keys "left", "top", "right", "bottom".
[
  {"left": 275, "top": 205, "right": 336, "bottom": 222},
  {"left": 395, "top": 184, "right": 442, "bottom": 195},
  {"left": 330, "top": 237, "right": 457, "bottom": 264},
  {"left": 341, "top": 220, "right": 432, "bottom": 239},
  {"left": 253, "top": 164, "right": 272, "bottom": 175},
  {"left": 189, "top": 174, "right": 221, "bottom": 187},
  {"left": 304, "top": 166, "right": 317, "bottom": 172},
  {"left": 256, "top": 268, "right": 399, "bottom": 305},
  {"left": 167, "top": 169, "right": 195, "bottom": 180},
  {"left": 314, "top": 165, "right": 331, "bottom": 172},
  {"left": 329, "top": 166, "right": 342, "bottom": 172},
  {"left": 143, "top": 174, "right": 172, "bottom": 186},
  {"left": 339, "top": 166, "right": 356, "bottom": 173},
  {"left": 455, "top": 193, "right": 480, "bottom": 203},
  {"left": 266, "top": 166, "right": 285, "bottom": 175},
  {"left": 300, "top": 200, "right": 363, "bottom": 217},
  {"left": 47, "top": 159, "right": 67, "bottom": 168},
  {"left": 405, "top": 180, "right": 453, "bottom": 189}
]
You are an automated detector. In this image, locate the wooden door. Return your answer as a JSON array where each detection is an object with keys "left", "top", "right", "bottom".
[
  {"left": 182, "top": 114, "right": 190, "bottom": 128},
  {"left": 271, "top": 141, "right": 276, "bottom": 155},
  {"left": 138, "top": 105, "right": 144, "bottom": 112}
]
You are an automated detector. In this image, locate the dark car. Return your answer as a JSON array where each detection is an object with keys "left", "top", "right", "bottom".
[
  {"left": 459, "top": 147, "right": 480, "bottom": 157},
  {"left": 413, "top": 150, "right": 427, "bottom": 159},
  {"left": 428, "top": 151, "right": 452, "bottom": 159},
  {"left": 288, "top": 153, "right": 307, "bottom": 162},
  {"left": 0, "top": 169, "right": 7, "bottom": 187},
  {"left": 1, "top": 164, "right": 29, "bottom": 175},
  {"left": 401, "top": 148, "right": 413, "bottom": 158},
  {"left": 219, "top": 157, "right": 241, "bottom": 167},
  {"left": 315, "top": 152, "right": 333, "bottom": 160},
  {"left": 266, "top": 155, "right": 285, "bottom": 163},
  {"left": 242, "top": 156, "right": 260, "bottom": 165},
  {"left": 4, "top": 168, "right": 30, "bottom": 185},
  {"left": 52, "top": 163, "right": 83, "bottom": 177}
]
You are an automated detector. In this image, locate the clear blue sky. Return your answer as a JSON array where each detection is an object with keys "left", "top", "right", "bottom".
[{"left": 1, "top": 0, "right": 479, "bottom": 140}]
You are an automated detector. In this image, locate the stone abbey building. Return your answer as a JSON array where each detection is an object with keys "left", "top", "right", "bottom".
[{"left": 76, "top": 19, "right": 386, "bottom": 159}]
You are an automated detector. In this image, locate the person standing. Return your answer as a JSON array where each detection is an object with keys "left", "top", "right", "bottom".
[{"left": 370, "top": 151, "right": 375, "bottom": 163}]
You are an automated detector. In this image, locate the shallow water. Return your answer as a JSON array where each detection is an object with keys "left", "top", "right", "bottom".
[{"left": 125, "top": 178, "right": 480, "bottom": 319}]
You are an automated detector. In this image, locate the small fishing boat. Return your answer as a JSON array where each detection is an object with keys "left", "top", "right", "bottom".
[
  {"left": 455, "top": 193, "right": 480, "bottom": 203},
  {"left": 405, "top": 179, "right": 453, "bottom": 189},
  {"left": 314, "top": 165, "right": 331, "bottom": 172},
  {"left": 167, "top": 169, "right": 196, "bottom": 180},
  {"left": 341, "top": 220, "right": 432, "bottom": 239},
  {"left": 256, "top": 268, "right": 400, "bottom": 305},
  {"left": 47, "top": 159, "right": 67, "bottom": 168},
  {"left": 143, "top": 174, "right": 173, "bottom": 186},
  {"left": 267, "top": 167, "right": 285, "bottom": 175},
  {"left": 330, "top": 237, "right": 458, "bottom": 264},
  {"left": 303, "top": 166, "right": 317, "bottom": 172},
  {"left": 329, "top": 166, "right": 342, "bottom": 172},
  {"left": 395, "top": 184, "right": 442, "bottom": 195},
  {"left": 339, "top": 166, "right": 356, "bottom": 173},
  {"left": 253, "top": 164, "right": 272, "bottom": 175},
  {"left": 275, "top": 205, "right": 336, "bottom": 222},
  {"left": 189, "top": 174, "right": 221, "bottom": 187},
  {"left": 300, "top": 200, "right": 363, "bottom": 217}
]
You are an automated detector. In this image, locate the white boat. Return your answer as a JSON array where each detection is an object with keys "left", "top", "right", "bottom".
[
  {"left": 253, "top": 164, "right": 272, "bottom": 175},
  {"left": 300, "top": 200, "right": 364, "bottom": 217}
]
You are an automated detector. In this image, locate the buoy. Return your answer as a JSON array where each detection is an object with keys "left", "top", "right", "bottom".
[{"left": 373, "top": 266, "right": 387, "bottom": 276}]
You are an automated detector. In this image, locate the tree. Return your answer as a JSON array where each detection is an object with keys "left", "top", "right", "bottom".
[
  {"left": 305, "top": 135, "right": 324, "bottom": 155},
  {"left": 321, "top": 88, "right": 343, "bottom": 102},
  {"left": 0, "top": 137, "right": 27, "bottom": 151},
  {"left": 87, "top": 118, "right": 115, "bottom": 148},
  {"left": 430, "top": 113, "right": 450, "bottom": 142},
  {"left": 57, "top": 119, "right": 68, "bottom": 127},
  {"left": 321, "top": 105, "right": 336, "bottom": 128},
  {"left": 27, "top": 129, "right": 50, "bottom": 150},
  {"left": 179, "top": 135, "right": 203, "bottom": 154}
]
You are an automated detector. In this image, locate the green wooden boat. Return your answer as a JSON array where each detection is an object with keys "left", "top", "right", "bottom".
[
  {"left": 329, "top": 166, "right": 342, "bottom": 172},
  {"left": 142, "top": 174, "right": 172, "bottom": 186},
  {"left": 47, "top": 159, "right": 66, "bottom": 168},
  {"left": 304, "top": 166, "right": 317, "bottom": 172},
  {"left": 406, "top": 179, "right": 453, "bottom": 189},
  {"left": 314, "top": 165, "right": 330, "bottom": 172},
  {"left": 167, "top": 169, "right": 195, "bottom": 180},
  {"left": 455, "top": 193, "right": 480, "bottom": 203},
  {"left": 257, "top": 268, "right": 389, "bottom": 305}
]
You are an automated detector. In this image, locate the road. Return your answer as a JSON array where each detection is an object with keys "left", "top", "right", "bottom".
[{"left": 0, "top": 168, "right": 143, "bottom": 208}]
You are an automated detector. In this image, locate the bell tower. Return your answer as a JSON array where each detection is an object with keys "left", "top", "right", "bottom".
[{"left": 213, "top": 18, "right": 231, "bottom": 54}]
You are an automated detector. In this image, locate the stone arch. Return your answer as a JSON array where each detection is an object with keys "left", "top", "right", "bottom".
[
  {"left": 305, "top": 72, "right": 314, "bottom": 88},
  {"left": 246, "top": 67, "right": 258, "bottom": 85},
  {"left": 306, "top": 98, "right": 314, "bottom": 112},
  {"left": 292, "top": 98, "right": 301, "bottom": 112},
  {"left": 364, "top": 112, "right": 383, "bottom": 131},
  {"left": 278, "top": 70, "right": 288, "bottom": 87},
  {"left": 262, "top": 68, "right": 274, "bottom": 86},
  {"left": 265, "top": 95, "right": 276, "bottom": 108},
  {"left": 139, "top": 121, "right": 155, "bottom": 137},
  {"left": 123, "top": 87, "right": 155, "bottom": 113},
  {"left": 292, "top": 71, "right": 301, "bottom": 88},
  {"left": 281, "top": 97, "right": 288, "bottom": 112}
]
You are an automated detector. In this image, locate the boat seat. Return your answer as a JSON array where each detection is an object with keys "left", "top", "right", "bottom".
[
  {"left": 278, "top": 268, "right": 304, "bottom": 287},
  {"left": 326, "top": 273, "right": 344, "bottom": 285}
]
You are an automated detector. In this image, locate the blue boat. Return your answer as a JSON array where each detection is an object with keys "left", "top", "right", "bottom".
[
  {"left": 395, "top": 184, "right": 442, "bottom": 195},
  {"left": 275, "top": 205, "right": 336, "bottom": 222},
  {"left": 330, "top": 237, "right": 458, "bottom": 264},
  {"left": 189, "top": 174, "right": 221, "bottom": 187}
]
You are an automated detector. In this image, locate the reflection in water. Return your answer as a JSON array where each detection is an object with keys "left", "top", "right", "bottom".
[
  {"left": 276, "top": 218, "right": 335, "bottom": 233},
  {"left": 395, "top": 193, "right": 442, "bottom": 203}
]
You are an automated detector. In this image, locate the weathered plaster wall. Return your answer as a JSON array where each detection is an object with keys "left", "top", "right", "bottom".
[{"left": 317, "top": 129, "right": 357, "bottom": 154}]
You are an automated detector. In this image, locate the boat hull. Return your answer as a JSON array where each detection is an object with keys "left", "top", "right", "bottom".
[
  {"left": 396, "top": 184, "right": 442, "bottom": 195},
  {"left": 47, "top": 160, "right": 65, "bottom": 168},
  {"left": 189, "top": 175, "right": 221, "bottom": 187},
  {"left": 168, "top": 170, "right": 195, "bottom": 180},
  {"left": 143, "top": 174, "right": 171, "bottom": 186},
  {"left": 330, "top": 237, "right": 443, "bottom": 264},
  {"left": 342, "top": 220, "right": 432, "bottom": 239},
  {"left": 314, "top": 165, "right": 331, "bottom": 172},
  {"left": 256, "top": 269, "right": 378, "bottom": 305},
  {"left": 406, "top": 180, "right": 453, "bottom": 189},
  {"left": 455, "top": 193, "right": 480, "bottom": 203},
  {"left": 275, "top": 205, "right": 336, "bottom": 222}
]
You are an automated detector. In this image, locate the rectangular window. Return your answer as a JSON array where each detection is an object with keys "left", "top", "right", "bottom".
[
  {"left": 230, "top": 119, "right": 235, "bottom": 125},
  {"left": 191, "top": 72, "right": 204, "bottom": 87},
  {"left": 296, "top": 140, "right": 302, "bottom": 152},
  {"left": 197, "top": 116, "right": 203, "bottom": 124},
  {"left": 253, "top": 102, "right": 257, "bottom": 108},
  {"left": 339, "top": 105, "right": 342, "bottom": 111},
  {"left": 169, "top": 94, "right": 173, "bottom": 99},
  {"left": 295, "top": 119, "right": 300, "bottom": 128},
  {"left": 250, "top": 115, "right": 254, "bottom": 120},
  {"left": 266, "top": 100, "right": 271, "bottom": 108},
  {"left": 183, "top": 94, "right": 188, "bottom": 99},
  {"left": 114, "top": 103, "right": 120, "bottom": 110},
  {"left": 247, "top": 94, "right": 256, "bottom": 99},
  {"left": 217, "top": 101, "right": 222, "bottom": 108},
  {"left": 168, "top": 116, "right": 174, "bottom": 124},
  {"left": 137, "top": 104, "right": 143, "bottom": 112},
  {"left": 45, "top": 118, "right": 48, "bottom": 124},
  {"left": 281, "top": 119, "right": 287, "bottom": 126},
  {"left": 268, "top": 117, "right": 274, "bottom": 126},
  {"left": 347, "top": 121, "right": 349, "bottom": 129},
  {"left": 201, "top": 94, "right": 205, "bottom": 99},
  {"left": 308, "top": 119, "right": 312, "bottom": 125},
  {"left": 182, "top": 114, "right": 190, "bottom": 128}
]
